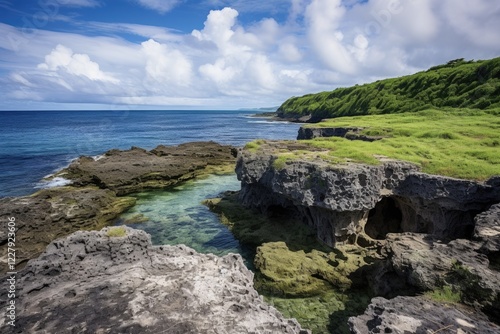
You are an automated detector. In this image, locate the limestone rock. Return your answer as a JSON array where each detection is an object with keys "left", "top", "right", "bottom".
[
  {"left": 236, "top": 141, "right": 500, "bottom": 246},
  {"left": 0, "top": 186, "right": 135, "bottom": 274},
  {"left": 0, "top": 227, "right": 310, "bottom": 334},
  {"left": 474, "top": 203, "right": 500, "bottom": 253},
  {"left": 297, "top": 126, "right": 383, "bottom": 142},
  {"left": 58, "top": 141, "right": 237, "bottom": 195},
  {"left": 348, "top": 296, "right": 499, "bottom": 334},
  {"left": 372, "top": 233, "right": 500, "bottom": 321}
]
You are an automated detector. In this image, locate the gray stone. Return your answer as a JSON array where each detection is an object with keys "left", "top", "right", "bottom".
[
  {"left": 236, "top": 141, "right": 500, "bottom": 246},
  {"left": 0, "top": 227, "right": 310, "bottom": 334},
  {"left": 349, "top": 296, "right": 500, "bottom": 334}
]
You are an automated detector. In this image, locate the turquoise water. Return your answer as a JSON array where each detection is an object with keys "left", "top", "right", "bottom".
[{"left": 116, "top": 173, "right": 249, "bottom": 258}]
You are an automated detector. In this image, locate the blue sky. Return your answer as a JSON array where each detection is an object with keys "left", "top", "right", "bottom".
[{"left": 0, "top": 0, "right": 499, "bottom": 110}]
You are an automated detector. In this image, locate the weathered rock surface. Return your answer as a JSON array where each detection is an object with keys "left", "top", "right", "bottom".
[
  {"left": 0, "top": 186, "right": 135, "bottom": 274},
  {"left": 58, "top": 141, "right": 237, "bottom": 195},
  {"left": 474, "top": 203, "right": 500, "bottom": 254},
  {"left": 348, "top": 296, "right": 500, "bottom": 334},
  {"left": 0, "top": 227, "right": 309, "bottom": 334},
  {"left": 371, "top": 233, "right": 500, "bottom": 317},
  {"left": 297, "top": 126, "right": 383, "bottom": 142},
  {"left": 236, "top": 141, "right": 500, "bottom": 247},
  {"left": 0, "top": 142, "right": 238, "bottom": 275}
]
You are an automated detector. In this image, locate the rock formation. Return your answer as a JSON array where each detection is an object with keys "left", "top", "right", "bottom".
[
  {"left": 235, "top": 139, "right": 500, "bottom": 329},
  {"left": 57, "top": 141, "right": 237, "bottom": 195},
  {"left": 0, "top": 142, "right": 237, "bottom": 274},
  {"left": 348, "top": 296, "right": 500, "bottom": 334},
  {"left": 0, "top": 227, "right": 309, "bottom": 334},
  {"left": 297, "top": 127, "right": 383, "bottom": 142},
  {"left": 236, "top": 140, "right": 500, "bottom": 247},
  {"left": 0, "top": 187, "right": 136, "bottom": 274}
]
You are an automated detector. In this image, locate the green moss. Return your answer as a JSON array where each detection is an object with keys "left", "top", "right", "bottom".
[
  {"left": 244, "top": 139, "right": 266, "bottom": 152},
  {"left": 106, "top": 226, "right": 127, "bottom": 237},
  {"left": 254, "top": 242, "right": 370, "bottom": 297},
  {"left": 204, "top": 193, "right": 374, "bottom": 333},
  {"left": 272, "top": 155, "right": 291, "bottom": 170}
]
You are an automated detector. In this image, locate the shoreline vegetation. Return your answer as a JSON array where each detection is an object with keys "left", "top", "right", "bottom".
[
  {"left": 276, "top": 57, "right": 500, "bottom": 122},
  {"left": 247, "top": 108, "right": 500, "bottom": 181}
]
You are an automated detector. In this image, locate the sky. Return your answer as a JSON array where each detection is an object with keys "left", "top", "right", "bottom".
[{"left": 0, "top": 0, "right": 499, "bottom": 110}]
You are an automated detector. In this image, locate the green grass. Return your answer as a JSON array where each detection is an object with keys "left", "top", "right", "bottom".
[
  {"left": 106, "top": 226, "right": 127, "bottom": 237},
  {"left": 424, "top": 285, "right": 461, "bottom": 304},
  {"left": 296, "top": 109, "right": 500, "bottom": 181},
  {"left": 278, "top": 57, "right": 500, "bottom": 120}
]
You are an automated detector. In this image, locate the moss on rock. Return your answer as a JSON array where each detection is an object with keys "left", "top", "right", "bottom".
[{"left": 254, "top": 241, "right": 372, "bottom": 297}]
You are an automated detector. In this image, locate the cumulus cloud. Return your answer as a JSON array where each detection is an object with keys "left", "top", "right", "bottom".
[
  {"left": 136, "top": 0, "right": 182, "bottom": 14},
  {"left": 37, "top": 44, "right": 119, "bottom": 83},
  {"left": 305, "top": 0, "right": 357, "bottom": 74},
  {"left": 192, "top": 7, "right": 239, "bottom": 51},
  {"left": 141, "top": 39, "right": 192, "bottom": 87},
  {"left": 1, "top": 1, "right": 500, "bottom": 110}
]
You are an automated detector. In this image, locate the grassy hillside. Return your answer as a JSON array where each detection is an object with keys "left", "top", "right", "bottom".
[
  {"left": 277, "top": 57, "right": 500, "bottom": 121},
  {"left": 247, "top": 109, "right": 500, "bottom": 180}
]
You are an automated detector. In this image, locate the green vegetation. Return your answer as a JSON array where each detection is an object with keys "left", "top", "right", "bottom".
[
  {"left": 244, "top": 139, "right": 266, "bottom": 152},
  {"left": 424, "top": 285, "right": 461, "bottom": 304},
  {"left": 292, "top": 109, "right": 500, "bottom": 181},
  {"left": 106, "top": 226, "right": 127, "bottom": 237},
  {"left": 278, "top": 57, "right": 500, "bottom": 120}
]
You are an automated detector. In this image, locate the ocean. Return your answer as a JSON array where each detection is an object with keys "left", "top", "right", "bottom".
[{"left": 0, "top": 110, "right": 301, "bottom": 198}]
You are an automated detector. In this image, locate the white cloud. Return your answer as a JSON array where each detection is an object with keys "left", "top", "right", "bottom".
[
  {"left": 141, "top": 39, "right": 192, "bottom": 87},
  {"left": 305, "top": 0, "right": 357, "bottom": 74},
  {"left": 1, "top": 2, "right": 500, "bottom": 110},
  {"left": 136, "top": 0, "right": 182, "bottom": 14},
  {"left": 37, "top": 44, "right": 120, "bottom": 83},
  {"left": 441, "top": 0, "right": 500, "bottom": 49},
  {"left": 59, "top": 0, "right": 100, "bottom": 7},
  {"left": 192, "top": 7, "right": 239, "bottom": 51}
]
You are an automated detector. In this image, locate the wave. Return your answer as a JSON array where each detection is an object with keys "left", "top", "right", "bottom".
[{"left": 35, "top": 177, "right": 73, "bottom": 189}]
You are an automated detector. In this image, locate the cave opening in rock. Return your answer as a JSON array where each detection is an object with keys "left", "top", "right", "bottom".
[
  {"left": 365, "top": 197, "right": 403, "bottom": 240},
  {"left": 266, "top": 205, "right": 294, "bottom": 218}
]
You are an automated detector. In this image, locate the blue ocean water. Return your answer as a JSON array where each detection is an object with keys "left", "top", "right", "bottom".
[{"left": 0, "top": 110, "right": 301, "bottom": 198}]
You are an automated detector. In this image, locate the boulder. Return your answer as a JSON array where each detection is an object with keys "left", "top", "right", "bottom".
[
  {"left": 349, "top": 296, "right": 499, "bottom": 334},
  {"left": 0, "top": 227, "right": 310, "bottom": 334}
]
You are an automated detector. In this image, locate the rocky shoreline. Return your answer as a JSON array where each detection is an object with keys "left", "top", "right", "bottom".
[
  {"left": 0, "top": 141, "right": 237, "bottom": 274},
  {"left": 1, "top": 132, "right": 499, "bottom": 333},
  {"left": 233, "top": 133, "right": 500, "bottom": 332},
  {"left": 0, "top": 227, "right": 309, "bottom": 333}
]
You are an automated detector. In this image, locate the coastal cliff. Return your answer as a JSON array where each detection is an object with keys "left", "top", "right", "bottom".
[
  {"left": 236, "top": 140, "right": 500, "bottom": 247},
  {"left": 235, "top": 138, "right": 500, "bottom": 329}
]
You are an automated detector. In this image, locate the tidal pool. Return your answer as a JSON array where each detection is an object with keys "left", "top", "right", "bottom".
[
  {"left": 116, "top": 173, "right": 245, "bottom": 257},
  {"left": 116, "top": 172, "right": 371, "bottom": 334}
]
